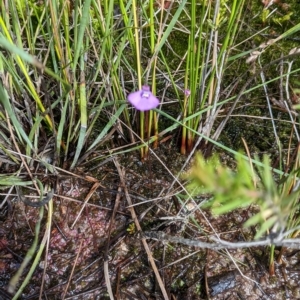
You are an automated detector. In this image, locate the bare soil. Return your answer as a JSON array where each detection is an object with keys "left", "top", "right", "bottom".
[{"left": 0, "top": 148, "right": 299, "bottom": 299}]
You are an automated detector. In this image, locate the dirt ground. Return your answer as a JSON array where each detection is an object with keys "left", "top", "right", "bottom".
[{"left": 0, "top": 150, "right": 299, "bottom": 299}]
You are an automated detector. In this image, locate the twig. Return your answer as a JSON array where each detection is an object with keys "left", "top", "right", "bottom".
[{"left": 143, "top": 231, "right": 300, "bottom": 249}]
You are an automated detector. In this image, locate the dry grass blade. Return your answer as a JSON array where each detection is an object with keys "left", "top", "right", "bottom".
[
  {"left": 113, "top": 157, "right": 169, "bottom": 300},
  {"left": 39, "top": 198, "right": 54, "bottom": 300},
  {"left": 71, "top": 182, "right": 102, "bottom": 229},
  {"left": 104, "top": 177, "right": 122, "bottom": 300},
  {"left": 62, "top": 239, "right": 84, "bottom": 300},
  {"left": 104, "top": 262, "right": 114, "bottom": 300}
]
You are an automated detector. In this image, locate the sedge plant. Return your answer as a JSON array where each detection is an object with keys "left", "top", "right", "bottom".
[
  {"left": 181, "top": 0, "right": 246, "bottom": 154},
  {"left": 0, "top": 0, "right": 131, "bottom": 295}
]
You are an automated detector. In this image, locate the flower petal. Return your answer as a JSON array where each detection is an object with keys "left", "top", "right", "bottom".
[
  {"left": 127, "top": 91, "right": 142, "bottom": 106},
  {"left": 127, "top": 86, "right": 159, "bottom": 111},
  {"left": 137, "top": 95, "right": 159, "bottom": 111}
]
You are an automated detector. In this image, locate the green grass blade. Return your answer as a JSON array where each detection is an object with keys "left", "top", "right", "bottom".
[
  {"left": 72, "top": 0, "right": 92, "bottom": 70},
  {"left": 0, "top": 83, "right": 33, "bottom": 149},
  {"left": 71, "top": 52, "right": 88, "bottom": 169},
  {"left": 87, "top": 104, "right": 127, "bottom": 151}
]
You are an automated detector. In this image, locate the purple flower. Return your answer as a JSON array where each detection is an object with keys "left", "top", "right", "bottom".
[
  {"left": 127, "top": 85, "right": 159, "bottom": 111},
  {"left": 184, "top": 89, "right": 191, "bottom": 97}
]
